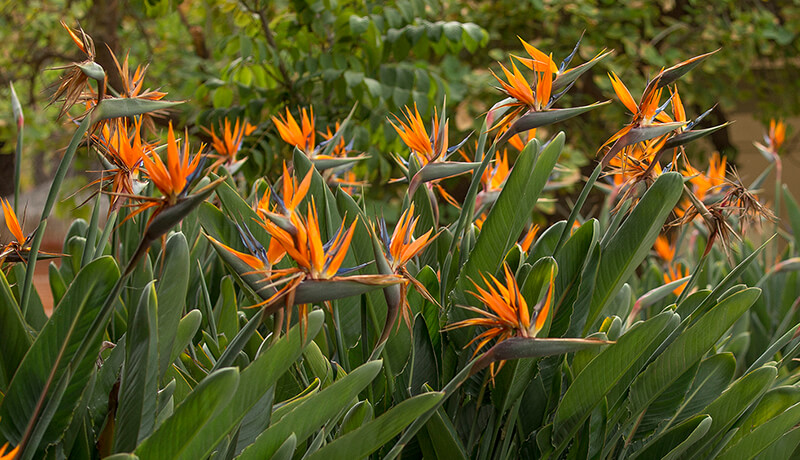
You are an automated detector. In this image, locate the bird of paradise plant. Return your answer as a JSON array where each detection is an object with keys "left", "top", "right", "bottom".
[
  {"left": 0, "top": 199, "right": 61, "bottom": 267},
  {"left": 203, "top": 117, "right": 257, "bottom": 172},
  {"left": 489, "top": 38, "right": 611, "bottom": 145},
  {"left": 88, "top": 117, "right": 149, "bottom": 213},
  {"left": 390, "top": 102, "right": 474, "bottom": 221},
  {"left": 50, "top": 21, "right": 105, "bottom": 119},
  {"left": 446, "top": 263, "right": 555, "bottom": 377},
  {"left": 653, "top": 234, "right": 676, "bottom": 262},
  {"left": 272, "top": 106, "right": 316, "bottom": 155},
  {"left": 489, "top": 55, "right": 553, "bottom": 132},
  {"left": 664, "top": 263, "right": 690, "bottom": 296},
  {"left": 106, "top": 49, "right": 169, "bottom": 131},
  {"left": 373, "top": 203, "right": 438, "bottom": 341},
  {"left": 0, "top": 442, "right": 18, "bottom": 460}
]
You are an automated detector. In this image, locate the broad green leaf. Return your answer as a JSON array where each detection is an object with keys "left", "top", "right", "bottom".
[
  {"left": 783, "top": 185, "right": 800, "bottom": 251},
  {"left": 753, "top": 427, "right": 800, "bottom": 460},
  {"left": 170, "top": 310, "right": 202, "bottom": 366},
  {"left": 553, "top": 311, "right": 679, "bottom": 444},
  {"left": 214, "top": 276, "right": 239, "bottom": 347},
  {"left": 134, "top": 367, "right": 240, "bottom": 460},
  {"left": 585, "top": 172, "right": 684, "bottom": 333},
  {"left": 717, "top": 402, "right": 800, "bottom": 460},
  {"left": 670, "top": 353, "right": 736, "bottom": 426},
  {"left": 114, "top": 282, "right": 159, "bottom": 453},
  {"left": 173, "top": 309, "right": 324, "bottom": 460},
  {"left": 687, "top": 238, "right": 771, "bottom": 322},
  {"left": 631, "top": 414, "right": 711, "bottom": 460},
  {"left": 0, "top": 256, "right": 120, "bottom": 451},
  {"left": 728, "top": 385, "right": 800, "bottom": 447},
  {"left": 421, "top": 406, "right": 467, "bottom": 460},
  {"left": 681, "top": 365, "right": 778, "bottom": 458},
  {"left": 270, "top": 434, "right": 296, "bottom": 460},
  {"left": 0, "top": 269, "right": 31, "bottom": 391},
  {"left": 305, "top": 392, "right": 444, "bottom": 460},
  {"left": 627, "top": 288, "right": 760, "bottom": 421},
  {"left": 548, "top": 219, "right": 598, "bottom": 338},
  {"left": 238, "top": 360, "right": 382, "bottom": 459},
  {"left": 339, "top": 401, "right": 373, "bottom": 435},
  {"left": 92, "top": 98, "right": 183, "bottom": 122},
  {"left": 48, "top": 263, "right": 67, "bottom": 306},
  {"left": 451, "top": 134, "right": 563, "bottom": 345},
  {"left": 156, "top": 232, "right": 190, "bottom": 379},
  {"left": 411, "top": 315, "right": 439, "bottom": 395}
]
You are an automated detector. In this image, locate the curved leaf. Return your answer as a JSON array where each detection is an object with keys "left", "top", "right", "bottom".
[
  {"left": 627, "top": 288, "right": 761, "bottom": 421},
  {"left": 305, "top": 392, "right": 444, "bottom": 460},
  {"left": 585, "top": 172, "right": 684, "bottom": 333},
  {"left": 553, "top": 311, "right": 679, "bottom": 444},
  {"left": 172, "top": 309, "right": 324, "bottom": 460},
  {"left": 0, "top": 256, "right": 120, "bottom": 452},
  {"left": 237, "top": 360, "right": 383, "bottom": 459},
  {"left": 134, "top": 367, "right": 240, "bottom": 460}
]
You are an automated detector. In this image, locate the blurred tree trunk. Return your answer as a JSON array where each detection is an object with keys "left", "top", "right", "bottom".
[
  {"left": 0, "top": 148, "right": 12, "bottom": 198},
  {"left": 88, "top": 0, "right": 124, "bottom": 95}
]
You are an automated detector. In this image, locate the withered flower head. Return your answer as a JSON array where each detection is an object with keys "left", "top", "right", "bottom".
[{"left": 50, "top": 21, "right": 105, "bottom": 119}]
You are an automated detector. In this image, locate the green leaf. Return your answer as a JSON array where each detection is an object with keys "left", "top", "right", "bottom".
[
  {"left": 0, "top": 256, "right": 120, "bottom": 451},
  {"left": 627, "top": 288, "right": 761, "bottom": 421},
  {"left": 92, "top": 98, "right": 183, "bottom": 122},
  {"left": 48, "top": 262, "right": 67, "bottom": 306},
  {"left": 783, "top": 185, "right": 800, "bottom": 252},
  {"left": 451, "top": 135, "right": 563, "bottom": 345},
  {"left": 548, "top": 219, "right": 598, "bottom": 337},
  {"left": 685, "top": 365, "right": 778, "bottom": 457},
  {"left": 498, "top": 103, "right": 610, "bottom": 146},
  {"left": 631, "top": 414, "right": 712, "bottom": 460},
  {"left": 670, "top": 353, "right": 736, "bottom": 426},
  {"left": 114, "top": 282, "right": 159, "bottom": 453},
  {"left": 270, "top": 434, "right": 297, "bottom": 460},
  {"left": 728, "top": 385, "right": 800, "bottom": 447},
  {"left": 552, "top": 311, "right": 679, "bottom": 444},
  {"left": 421, "top": 406, "right": 467, "bottom": 460},
  {"left": 339, "top": 401, "right": 373, "bottom": 435},
  {"left": 585, "top": 172, "right": 684, "bottom": 333},
  {"left": 170, "top": 310, "right": 202, "bottom": 366},
  {"left": 411, "top": 315, "right": 439, "bottom": 395},
  {"left": 305, "top": 392, "right": 444, "bottom": 460},
  {"left": 172, "top": 309, "right": 324, "bottom": 460},
  {"left": 134, "top": 367, "right": 240, "bottom": 460},
  {"left": 215, "top": 276, "right": 239, "bottom": 347},
  {"left": 237, "top": 360, "right": 382, "bottom": 459},
  {"left": 156, "top": 232, "right": 190, "bottom": 379},
  {"left": 0, "top": 269, "right": 31, "bottom": 391},
  {"left": 686, "top": 238, "right": 771, "bottom": 321},
  {"left": 753, "top": 427, "right": 800, "bottom": 460},
  {"left": 717, "top": 402, "right": 800, "bottom": 460}
]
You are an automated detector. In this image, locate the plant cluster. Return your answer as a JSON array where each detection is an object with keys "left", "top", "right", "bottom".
[{"left": 1, "top": 20, "right": 800, "bottom": 460}]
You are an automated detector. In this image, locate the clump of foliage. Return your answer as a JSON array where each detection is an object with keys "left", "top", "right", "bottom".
[{"left": 2, "top": 19, "right": 800, "bottom": 460}]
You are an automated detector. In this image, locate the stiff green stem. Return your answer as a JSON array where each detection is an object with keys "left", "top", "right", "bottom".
[
  {"left": 553, "top": 163, "right": 603, "bottom": 257},
  {"left": 13, "top": 115, "right": 23, "bottom": 213},
  {"left": 20, "top": 116, "right": 91, "bottom": 316},
  {"left": 675, "top": 249, "right": 710, "bottom": 305},
  {"left": 332, "top": 301, "right": 350, "bottom": 372},
  {"left": 384, "top": 357, "right": 478, "bottom": 460}
]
